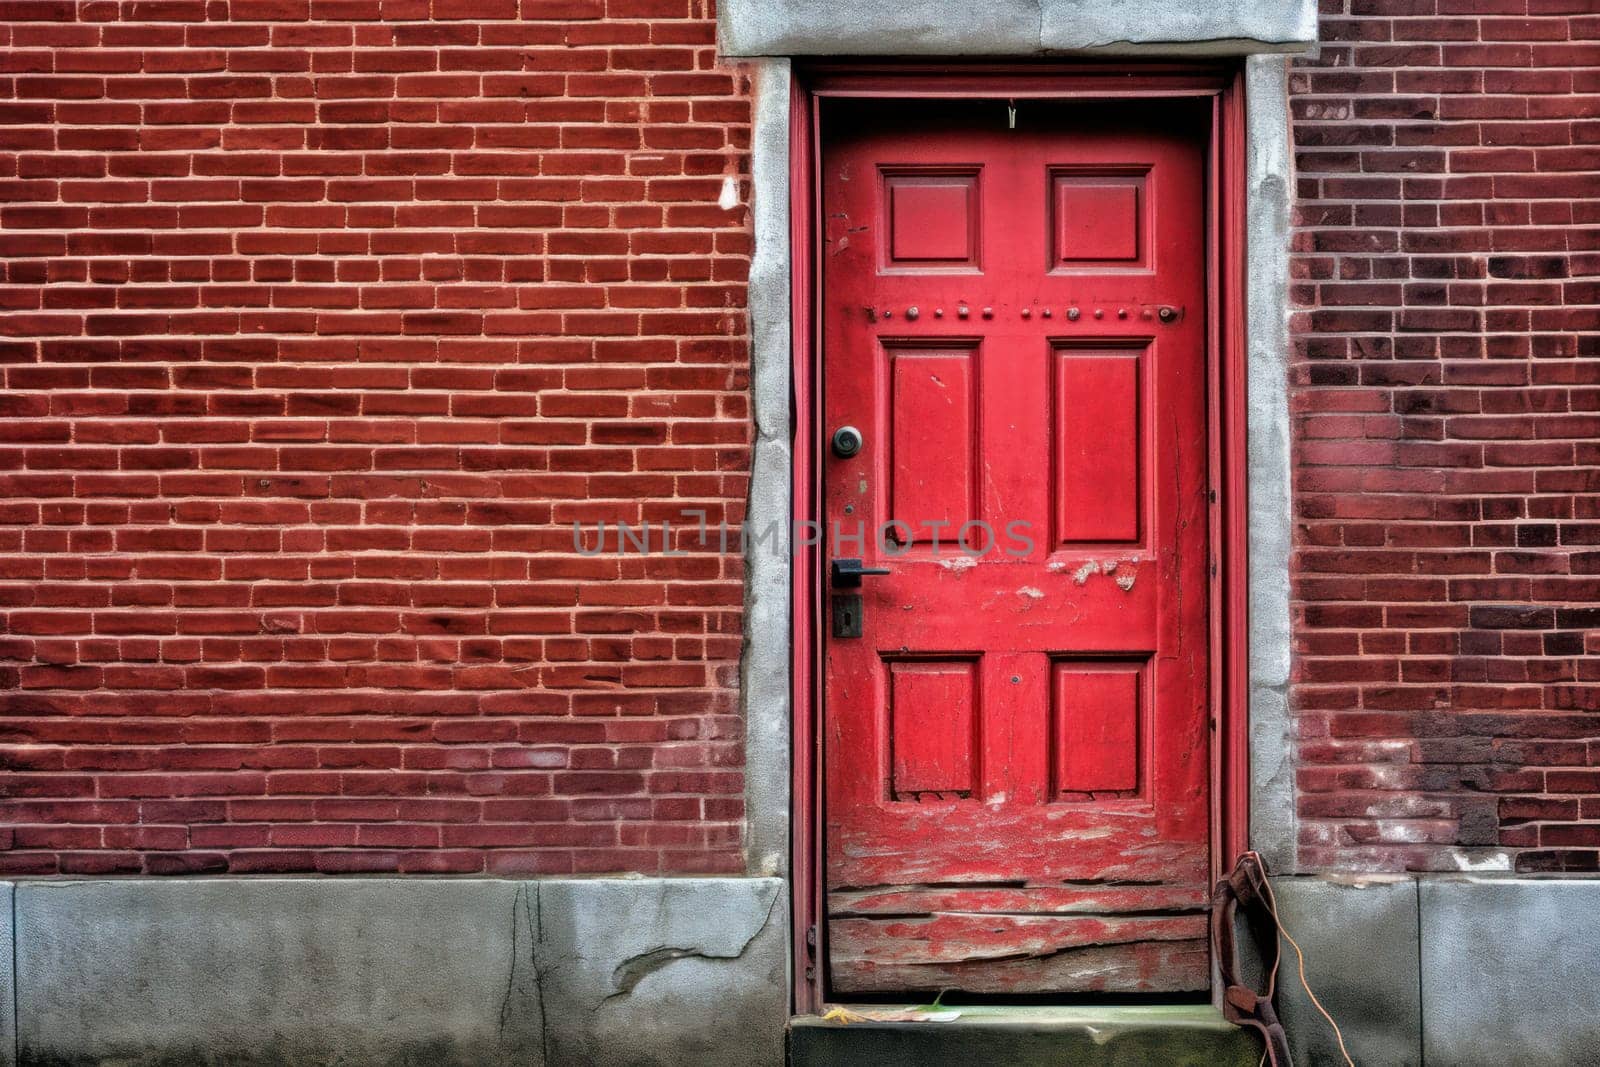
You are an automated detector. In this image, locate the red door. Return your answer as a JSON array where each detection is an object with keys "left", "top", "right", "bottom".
[{"left": 821, "top": 98, "right": 1211, "bottom": 996}]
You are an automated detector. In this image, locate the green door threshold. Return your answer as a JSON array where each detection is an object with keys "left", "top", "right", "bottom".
[{"left": 789, "top": 1005, "right": 1262, "bottom": 1066}]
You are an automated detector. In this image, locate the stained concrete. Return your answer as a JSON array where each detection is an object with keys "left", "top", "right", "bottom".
[
  {"left": 15, "top": 878, "right": 529, "bottom": 1067},
  {"left": 1270, "top": 875, "right": 1422, "bottom": 1066},
  {"left": 719, "top": 0, "right": 1317, "bottom": 57},
  {"left": 1420, "top": 877, "right": 1600, "bottom": 1067},
  {"left": 742, "top": 57, "right": 794, "bottom": 881},
  {"left": 11, "top": 877, "right": 786, "bottom": 1067},
  {"left": 1244, "top": 53, "right": 1298, "bottom": 872},
  {"left": 790, "top": 1006, "right": 1262, "bottom": 1066}
]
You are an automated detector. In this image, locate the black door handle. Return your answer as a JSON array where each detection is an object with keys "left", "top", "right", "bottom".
[{"left": 831, "top": 558, "right": 891, "bottom": 588}]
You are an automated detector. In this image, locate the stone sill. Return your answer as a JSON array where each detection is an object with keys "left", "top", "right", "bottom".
[{"left": 789, "top": 1004, "right": 1259, "bottom": 1065}]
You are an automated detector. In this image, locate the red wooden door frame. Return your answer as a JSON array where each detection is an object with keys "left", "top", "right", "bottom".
[{"left": 787, "top": 62, "right": 1251, "bottom": 1013}]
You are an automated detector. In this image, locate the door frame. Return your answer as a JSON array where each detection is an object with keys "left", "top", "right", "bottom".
[{"left": 787, "top": 63, "right": 1252, "bottom": 1012}]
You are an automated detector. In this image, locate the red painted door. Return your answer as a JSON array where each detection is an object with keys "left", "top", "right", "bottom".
[{"left": 821, "top": 98, "right": 1211, "bottom": 996}]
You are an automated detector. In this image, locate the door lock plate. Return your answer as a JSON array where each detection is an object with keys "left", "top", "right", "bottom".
[{"left": 831, "top": 594, "right": 863, "bottom": 638}]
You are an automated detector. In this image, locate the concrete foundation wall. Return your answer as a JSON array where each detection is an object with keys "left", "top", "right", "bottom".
[
  {"left": 1268, "top": 875, "right": 1600, "bottom": 1067},
  {"left": 2, "top": 874, "right": 1598, "bottom": 1064},
  {"left": 0, "top": 877, "right": 785, "bottom": 1067},
  {"left": 3, "top": 874, "right": 1599, "bottom": 1064}
]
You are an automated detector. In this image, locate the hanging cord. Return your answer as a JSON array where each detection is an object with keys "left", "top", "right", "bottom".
[
  {"left": 1212, "top": 851, "right": 1293, "bottom": 1066},
  {"left": 1214, "top": 850, "right": 1357, "bottom": 1066},
  {"left": 1259, "top": 871, "right": 1355, "bottom": 1067}
]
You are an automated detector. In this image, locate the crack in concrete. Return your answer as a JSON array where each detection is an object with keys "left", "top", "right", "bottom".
[
  {"left": 497, "top": 883, "right": 552, "bottom": 1066},
  {"left": 1060, "top": 36, "right": 1306, "bottom": 52},
  {"left": 600, "top": 886, "right": 781, "bottom": 1005}
]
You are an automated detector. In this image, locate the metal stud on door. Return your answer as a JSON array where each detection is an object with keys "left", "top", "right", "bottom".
[{"left": 821, "top": 98, "right": 1211, "bottom": 996}]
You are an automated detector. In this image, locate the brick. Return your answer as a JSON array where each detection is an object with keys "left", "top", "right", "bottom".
[
  {"left": 1291, "top": 3, "right": 1599, "bottom": 873},
  {"left": 0, "top": 0, "right": 749, "bottom": 876}
]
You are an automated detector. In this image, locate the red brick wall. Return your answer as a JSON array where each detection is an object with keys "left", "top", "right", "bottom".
[
  {"left": 1289, "top": 1, "right": 1600, "bottom": 871},
  {"left": 0, "top": 0, "right": 752, "bottom": 876}
]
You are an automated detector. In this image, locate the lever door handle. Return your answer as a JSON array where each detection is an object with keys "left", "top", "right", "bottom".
[{"left": 831, "top": 558, "right": 891, "bottom": 588}]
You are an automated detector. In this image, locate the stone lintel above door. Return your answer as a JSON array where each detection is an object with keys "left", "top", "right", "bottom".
[{"left": 718, "top": 0, "right": 1318, "bottom": 59}]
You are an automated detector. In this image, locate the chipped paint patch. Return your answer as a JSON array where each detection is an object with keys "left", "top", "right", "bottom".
[
  {"left": 1115, "top": 573, "right": 1136, "bottom": 592},
  {"left": 939, "top": 555, "right": 978, "bottom": 572},
  {"left": 1017, "top": 586, "right": 1045, "bottom": 599},
  {"left": 1072, "top": 561, "right": 1100, "bottom": 585}
]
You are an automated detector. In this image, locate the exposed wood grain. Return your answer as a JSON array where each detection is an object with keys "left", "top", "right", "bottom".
[
  {"left": 828, "top": 883, "right": 1207, "bottom": 917},
  {"left": 831, "top": 924, "right": 1211, "bottom": 994}
]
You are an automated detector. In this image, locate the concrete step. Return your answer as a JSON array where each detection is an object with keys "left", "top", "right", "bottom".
[{"left": 789, "top": 1004, "right": 1262, "bottom": 1066}]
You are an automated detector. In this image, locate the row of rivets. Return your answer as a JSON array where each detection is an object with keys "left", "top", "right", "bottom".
[{"left": 868, "top": 305, "right": 1180, "bottom": 323}]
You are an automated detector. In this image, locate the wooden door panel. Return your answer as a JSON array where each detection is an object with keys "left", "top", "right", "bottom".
[
  {"left": 1053, "top": 347, "right": 1143, "bottom": 545},
  {"left": 858, "top": 574, "right": 1161, "bottom": 647},
  {"left": 831, "top": 883, "right": 1209, "bottom": 917},
  {"left": 884, "top": 171, "right": 981, "bottom": 267},
  {"left": 888, "top": 659, "right": 978, "bottom": 800},
  {"left": 822, "top": 97, "right": 1210, "bottom": 996},
  {"left": 887, "top": 346, "right": 977, "bottom": 545},
  {"left": 829, "top": 913, "right": 1209, "bottom": 995},
  {"left": 1053, "top": 659, "right": 1144, "bottom": 796},
  {"left": 831, "top": 807, "right": 1209, "bottom": 883},
  {"left": 1051, "top": 173, "right": 1148, "bottom": 268}
]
